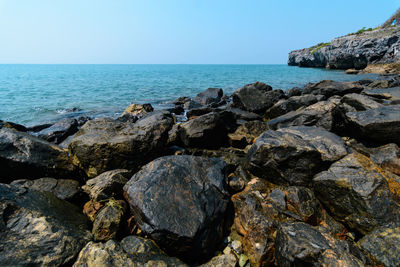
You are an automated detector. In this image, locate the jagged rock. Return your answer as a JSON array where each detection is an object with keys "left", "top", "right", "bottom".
[
  {"left": 11, "top": 177, "right": 80, "bottom": 201},
  {"left": 246, "top": 126, "right": 347, "bottom": 186},
  {"left": 286, "top": 86, "right": 303, "bottom": 97},
  {"left": 92, "top": 199, "right": 127, "bottom": 242},
  {"left": 231, "top": 82, "right": 285, "bottom": 114},
  {"left": 370, "top": 143, "right": 400, "bottom": 176},
  {"left": 267, "top": 97, "right": 341, "bottom": 131},
  {"left": 341, "top": 93, "right": 383, "bottom": 111},
  {"left": 275, "top": 222, "right": 366, "bottom": 266},
  {"left": 0, "top": 127, "right": 78, "bottom": 182},
  {"left": 186, "top": 107, "right": 214, "bottom": 118},
  {"left": 68, "top": 111, "right": 174, "bottom": 178},
  {"left": 0, "top": 183, "right": 91, "bottom": 266},
  {"left": 264, "top": 94, "right": 325, "bottom": 119},
  {"left": 36, "top": 118, "right": 79, "bottom": 144},
  {"left": 302, "top": 80, "right": 364, "bottom": 97},
  {"left": 226, "top": 107, "right": 261, "bottom": 122},
  {"left": 342, "top": 106, "right": 400, "bottom": 145},
  {"left": 73, "top": 236, "right": 187, "bottom": 267},
  {"left": 362, "top": 86, "right": 400, "bottom": 102},
  {"left": 194, "top": 88, "right": 223, "bottom": 105},
  {"left": 173, "top": 96, "right": 191, "bottom": 105},
  {"left": 178, "top": 112, "right": 229, "bottom": 148},
  {"left": 0, "top": 120, "right": 27, "bottom": 132},
  {"left": 313, "top": 153, "right": 400, "bottom": 234},
  {"left": 82, "top": 169, "right": 129, "bottom": 201},
  {"left": 121, "top": 103, "right": 154, "bottom": 120},
  {"left": 184, "top": 100, "right": 203, "bottom": 110},
  {"left": 358, "top": 223, "right": 400, "bottom": 267},
  {"left": 228, "top": 121, "right": 269, "bottom": 148},
  {"left": 123, "top": 155, "right": 230, "bottom": 261}
]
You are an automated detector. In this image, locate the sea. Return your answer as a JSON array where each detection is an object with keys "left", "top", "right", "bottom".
[{"left": 0, "top": 64, "right": 380, "bottom": 126}]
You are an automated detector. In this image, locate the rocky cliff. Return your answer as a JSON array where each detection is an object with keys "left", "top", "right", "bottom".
[{"left": 288, "top": 26, "right": 400, "bottom": 70}]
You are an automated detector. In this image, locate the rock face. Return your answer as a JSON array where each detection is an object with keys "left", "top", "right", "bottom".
[
  {"left": 228, "top": 121, "right": 269, "bottom": 148},
  {"left": 123, "top": 155, "right": 231, "bottom": 261},
  {"left": 121, "top": 103, "right": 154, "bottom": 120},
  {"left": 92, "top": 200, "right": 127, "bottom": 242},
  {"left": 313, "top": 153, "right": 400, "bottom": 234},
  {"left": 69, "top": 111, "right": 174, "bottom": 178},
  {"left": 0, "top": 128, "right": 77, "bottom": 182},
  {"left": 36, "top": 118, "right": 79, "bottom": 144},
  {"left": 288, "top": 26, "right": 400, "bottom": 69},
  {"left": 246, "top": 126, "right": 347, "bottom": 186},
  {"left": 0, "top": 183, "right": 91, "bottom": 266},
  {"left": 302, "top": 80, "right": 364, "bottom": 97},
  {"left": 73, "top": 236, "right": 187, "bottom": 267},
  {"left": 231, "top": 82, "right": 285, "bottom": 114},
  {"left": 275, "top": 222, "right": 365, "bottom": 266},
  {"left": 194, "top": 88, "right": 223, "bottom": 105},
  {"left": 358, "top": 223, "right": 400, "bottom": 267},
  {"left": 370, "top": 143, "right": 400, "bottom": 176}
]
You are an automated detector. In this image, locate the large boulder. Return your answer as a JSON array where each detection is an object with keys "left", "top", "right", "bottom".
[
  {"left": 73, "top": 236, "right": 187, "bottom": 267},
  {"left": 275, "top": 222, "right": 366, "bottom": 266},
  {"left": 194, "top": 88, "right": 223, "bottom": 105},
  {"left": 313, "top": 153, "right": 400, "bottom": 234},
  {"left": 123, "top": 155, "right": 231, "bottom": 261},
  {"left": 246, "top": 126, "right": 347, "bottom": 186},
  {"left": 341, "top": 93, "right": 383, "bottom": 111},
  {"left": 370, "top": 143, "right": 400, "bottom": 176},
  {"left": 267, "top": 97, "right": 341, "bottom": 131},
  {"left": 68, "top": 111, "right": 174, "bottom": 178},
  {"left": 362, "top": 87, "right": 400, "bottom": 103},
  {"left": 358, "top": 223, "right": 400, "bottom": 267},
  {"left": 36, "top": 118, "right": 79, "bottom": 144},
  {"left": 0, "top": 183, "right": 91, "bottom": 266},
  {"left": 0, "top": 128, "right": 78, "bottom": 182},
  {"left": 302, "top": 80, "right": 364, "bottom": 97},
  {"left": 231, "top": 82, "right": 285, "bottom": 114}
]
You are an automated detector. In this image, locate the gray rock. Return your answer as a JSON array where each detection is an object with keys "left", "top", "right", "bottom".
[
  {"left": 226, "top": 107, "right": 261, "bottom": 121},
  {"left": 341, "top": 93, "right": 383, "bottom": 111},
  {"left": 302, "top": 80, "right": 364, "bottom": 98},
  {"left": 82, "top": 169, "right": 129, "bottom": 201},
  {"left": 362, "top": 86, "right": 400, "bottom": 102},
  {"left": 200, "top": 253, "right": 237, "bottom": 267},
  {"left": 123, "top": 155, "right": 230, "bottom": 261},
  {"left": 36, "top": 118, "right": 79, "bottom": 144},
  {"left": 370, "top": 143, "right": 400, "bottom": 176},
  {"left": 194, "top": 88, "right": 223, "bottom": 105},
  {"left": 0, "top": 183, "right": 91, "bottom": 266}
]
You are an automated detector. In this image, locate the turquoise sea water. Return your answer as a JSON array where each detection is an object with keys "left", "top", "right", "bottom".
[{"left": 0, "top": 64, "right": 379, "bottom": 126}]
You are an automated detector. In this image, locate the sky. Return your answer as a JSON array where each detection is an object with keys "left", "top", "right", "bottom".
[{"left": 0, "top": 0, "right": 398, "bottom": 64}]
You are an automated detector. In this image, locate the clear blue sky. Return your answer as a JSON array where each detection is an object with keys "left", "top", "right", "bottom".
[{"left": 0, "top": 0, "right": 398, "bottom": 64}]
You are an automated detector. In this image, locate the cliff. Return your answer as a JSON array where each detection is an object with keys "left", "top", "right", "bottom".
[{"left": 288, "top": 26, "right": 400, "bottom": 70}]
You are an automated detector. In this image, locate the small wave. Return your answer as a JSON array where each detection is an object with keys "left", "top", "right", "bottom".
[{"left": 56, "top": 107, "right": 81, "bottom": 114}]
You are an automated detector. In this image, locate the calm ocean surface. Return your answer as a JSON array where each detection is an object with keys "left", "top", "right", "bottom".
[{"left": 0, "top": 64, "right": 379, "bottom": 126}]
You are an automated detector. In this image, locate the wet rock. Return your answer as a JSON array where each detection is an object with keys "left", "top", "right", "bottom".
[
  {"left": 232, "top": 82, "right": 285, "bottom": 114},
  {"left": 121, "top": 103, "right": 154, "bottom": 120},
  {"left": 194, "top": 88, "right": 223, "bottom": 105},
  {"left": 0, "top": 120, "right": 27, "bottom": 132},
  {"left": 358, "top": 223, "right": 400, "bottom": 267},
  {"left": 82, "top": 169, "right": 129, "bottom": 201},
  {"left": 275, "top": 222, "right": 365, "bottom": 267},
  {"left": 36, "top": 118, "right": 79, "bottom": 144},
  {"left": 228, "top": 121, "right": 269, "bottom": 148},
  {"left": 123, "top": 155, "right": 230, "bottom": 261},
  {"left": 313, "top": 153, "right": 400, "bottom": 234},
  {"left": 73, "top": 236, "right": 187, "bottom": 267},
  {"left": 68, "top": 111, "right": 174, "bottom": 178},
  {"left": 370, "top": 143, "right": 400, "bottom": 176},
  {"left": 268, "top": 97, "right": 341, "bottom": 131},
  {"left": 246, "top": 126, "right": 347, "bottom": 186},
  {"left": 0, "top": 183, "right": 91, "bottom": 266},
  {"left": 342, "top": 106, "right": 400, "bottom": 145},
  {"left": 92, "top": 199, "right": 127, "bottom": 242},
  {"left": 302, "top": 80, "right": 364, "bottom": 97},
  {"left": 265, "top": 94, "right": 325, "bottom": 120},
  {"left": 0, "top": 127, "right": 78, "bottom": 182},
  {"left": 11, "top": 177, "right": 80, "bottom": 201},
  {"left": 178, "top": 112, "right": 229, "bottom": 148}
]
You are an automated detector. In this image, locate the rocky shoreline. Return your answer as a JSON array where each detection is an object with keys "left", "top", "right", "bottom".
[{"left": 1, "top": 74, "right": 400, "bottom": 266}]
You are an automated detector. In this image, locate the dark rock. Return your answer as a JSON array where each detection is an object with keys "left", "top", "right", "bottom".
[
  {"left": 0, "top": 120, "right": 27, "bottom": 132},
  {"left": 302, "top": 80, "right": 364, "bottom": 97},
  {"left": 0, "top": 183, "right": 91, "bottom": 266},
  {"left": 342, "top": 106, "right": 400, "bottom": 145},
  {"left": 123, "top": 155, "right": 230, "bottom": 261},
  {"left": 200, "top": 252, "right": 237, "bottom": 267},
  {"left": 231, "top": 82, "right": 285, "bottom": 114},
  {"left": 168, "top": 105, "right": 185, "bottom": 115},
  {"left": 275, "top": 222, "right": 365, "bottom": 266},
  {"left": 226, "top": 107, "right": 261, "bottom": 122},
  {"left": 0, "top": 128, "right": 78, "bottom": 182},
  {"left": 11, "top": 177, "right": 80, "bottom": 201},
  {"left": 358, "top": 223, "right": 400, "bottom": 267},
  {"left": 184, "top": 100, "right": 203, "bottom": 110},
  {"left": 173, "top": 96, "right": 191, "bottom": 105},
  {"left": 267, "top": 97, "right": 341, "bottom": 131},
  {"left": 246, "top": 126, "right": 347, "bottom": 186},
  {"left": 313, "top": 153, "right": 400, "bottom": 234},
  {"left": 73, "top": 236, "right": 187, "bottom": 266},
  {"left": 178, "top": 112, "right": 228, "bottom": 148},
  {"left": 264, "top": 94, "right": 325, "bottom": 119},
  {"left": 228, "top": 121, "right": 269, "bottom": 148},
  {"left": 36, "top": 118, "right": 79, "bottom": 144},
  {"left": 367, "top": 79, "right": 390, "bottom": 89},
  {"left": 341, "top": 93, "right": 383, "bottom": 111},
  {"left": 27, "top": 123, "right": 53, "bottom": 132},
  {"left": 68, "top": 111, "right": 174, "bottom": 178},
  {"left": 83, "top": 200, "right": 104, "bottom": 222},
  {"left": 370, "top": 143, "right": 400, "bottom": 176},
  {"left": 194, "top": 88, "right": 223, "bottom": 105},
  {"left": 186, "top": 107, "right": 214, "bottom": 118},
  {"left": 362, "top": 86, "right": 400, "bottom": 102},
  {"left": 92, "top": 199, "right": 127, "bottom": 242},
  {"left": 286, "top": 86, "right": 303, "bottom": 97},
  {"left": 82, "top": 169, "right": 130, "bottom": 201}
]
